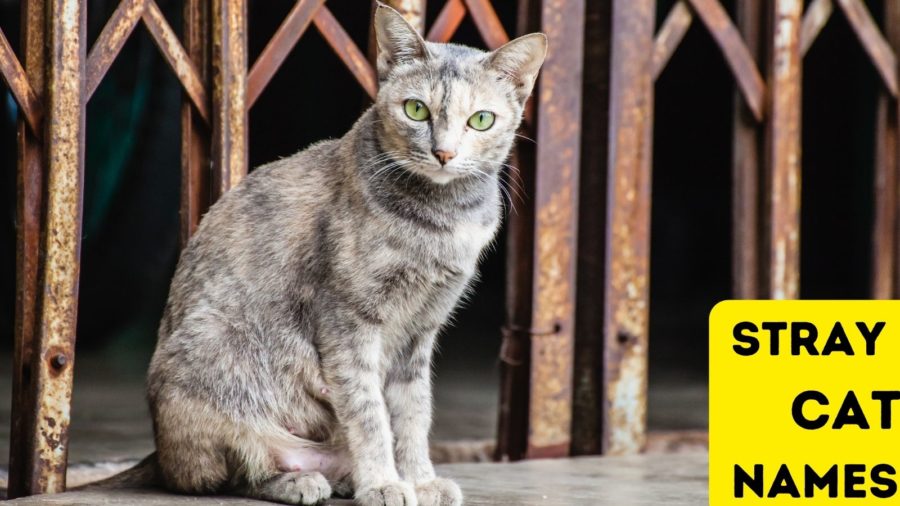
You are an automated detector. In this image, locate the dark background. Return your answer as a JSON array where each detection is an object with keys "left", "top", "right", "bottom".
[{"left": 0, "top": 0, "right": 882, "bottom": 413}]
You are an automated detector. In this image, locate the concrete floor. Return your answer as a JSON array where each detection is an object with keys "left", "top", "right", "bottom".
[
  {"left": 0, "top": 348, "right": 708, "bottom": 503},
  {"left": 5, "top": 453, "right": 709, "bottom": 505}
]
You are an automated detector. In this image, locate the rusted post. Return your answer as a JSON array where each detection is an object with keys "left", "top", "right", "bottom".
[
  {"left": 497, "top": 0, "right": 539, "bottom": 462},
  {"left": 8, "top": 0, "right": 46, "bottom": 498},
  {"left": 181, "top": 0, "right": 212, "bottom": 245},
  {"left": 571, "top": 0, "right": 610, "bottom": 456},
  {"left": 14, "top": 0, "right": 86, "bottom": 494},
  {"left": 211, "top": 0, "right": 248, "bottom": 200},
  {"left": 732, "top": 0, "right": 766, "bottom": 298},
  {"left": 381, "top": 0, "right": 427, "bottom": 33},
  {"left": 872, "top": 0, "right": 900, "bottom": 299},
  {"left": 602, "top": 0, "right": 654, "bottom": 456},
  {"left": 766, "top": 0, "right": 802, "bottom": 300},
  {"left": 524, "top": 0, "right": 584, "bottom": 459}
]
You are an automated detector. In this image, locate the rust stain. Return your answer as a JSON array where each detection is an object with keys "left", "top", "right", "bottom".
[
  {"left": 533, "top": 185, "right": 574, "bottom": 330},
  {"left": 27, "top": 0, "right": 86, "bottom": 493},
  {"left": 767, "top": 0, "right": 802, "bottom": 300},
  {"left": 605, "top": 341, "right": 647, "bottom": 455},
  {"left": 526, "top": 0, "right": 584, "bottom": 458},
  {"left": 603, "top": 0, "right": 654, "bottom": 456},
  {"left": 381, "top": 0, "right": 426, "bottom": 33},
  {"left": 529, "top": 185, "right": 575, "bottom": 450},
  {"left": 211, "top": 0, "right": 248, "bottom": 198}
]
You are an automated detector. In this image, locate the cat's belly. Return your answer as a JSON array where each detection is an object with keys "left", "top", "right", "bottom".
[{"left": 271, "top": 440, "right": 351, "bottom": 481}]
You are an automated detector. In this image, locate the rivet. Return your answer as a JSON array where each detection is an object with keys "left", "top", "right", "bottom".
[{"left": 50, "top": 354, "right": 67, "bottom": 369}]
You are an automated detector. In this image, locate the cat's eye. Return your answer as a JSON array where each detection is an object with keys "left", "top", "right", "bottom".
[
  {"left": 404, "top": 99, "right": 430, "bottom": 121},
  {"left": 467, "top": 111, "right": 495, "bottom": 131}
]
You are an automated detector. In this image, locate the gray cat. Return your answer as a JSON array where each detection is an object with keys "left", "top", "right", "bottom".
[{"left": 144, "top": 5, "right": 546, "bottom": 505}]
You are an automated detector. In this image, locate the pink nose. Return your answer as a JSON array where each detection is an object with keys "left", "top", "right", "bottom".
[{"left": 432, "top": 149, "right": 457, "bottom": 165}]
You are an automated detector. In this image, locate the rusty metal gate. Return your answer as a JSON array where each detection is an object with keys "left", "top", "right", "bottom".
[{"left": 2, "top": 0, "right": 899, "bottom": 498}]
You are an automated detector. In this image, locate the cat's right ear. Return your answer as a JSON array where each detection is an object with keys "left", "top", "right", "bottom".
[{"left": 374, "top": 3, "right": 429, "bottom": 82}]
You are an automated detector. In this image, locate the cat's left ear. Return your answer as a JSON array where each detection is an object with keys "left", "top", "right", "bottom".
[
  {"left": 374, "top": 3, "right": 429, "bottom": 82},
  {"left": 487, "top": 33, "right": 548, "bottom": 105}
]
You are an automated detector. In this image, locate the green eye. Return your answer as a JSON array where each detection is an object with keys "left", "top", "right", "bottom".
[
  {"left": 467, "top": 110, "right": 495, "bottom": 131},
  {"left": 404, "top": 99, "right": 430, "bottom": 121}
]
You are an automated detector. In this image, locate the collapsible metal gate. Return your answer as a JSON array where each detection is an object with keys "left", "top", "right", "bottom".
[{"left": 2, "top": 0, "right": 900, "bottom": 498}]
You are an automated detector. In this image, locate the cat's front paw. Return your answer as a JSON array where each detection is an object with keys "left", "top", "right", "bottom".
[
  {"left": 356, "top": 481, "right": 418, "bottom": 506},
  {"left": 415, "top": 478, "right": 462, "bottom": 506}
]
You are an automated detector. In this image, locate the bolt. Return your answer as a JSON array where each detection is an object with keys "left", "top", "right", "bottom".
[{"left": 50, "top": 354, "right": 67, "bottom": 370}]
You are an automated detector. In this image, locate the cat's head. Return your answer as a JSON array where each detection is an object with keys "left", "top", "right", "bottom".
[{"left": 371, "top": 4, "right": 547, "bottom": 185}]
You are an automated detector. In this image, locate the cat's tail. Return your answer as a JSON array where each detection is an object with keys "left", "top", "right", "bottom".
[{"left": 74, "top": 453, "right": 160, "bottom": 490}]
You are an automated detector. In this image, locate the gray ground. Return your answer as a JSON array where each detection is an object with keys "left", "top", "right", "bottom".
[{"left": 5, "top": 453, "right": 709, "bottom": 505}]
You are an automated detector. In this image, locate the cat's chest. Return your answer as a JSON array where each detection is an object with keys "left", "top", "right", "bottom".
[{"left": 364, "top": 218, "right": 497, "bottom": 317}]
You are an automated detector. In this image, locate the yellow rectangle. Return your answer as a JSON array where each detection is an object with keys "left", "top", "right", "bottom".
[{"left": 710, "top": 300, "right": 900, "bottom": 504}]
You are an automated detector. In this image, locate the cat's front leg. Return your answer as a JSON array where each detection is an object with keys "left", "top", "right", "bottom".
[
  {"left": 386, "top": 332, "right": 462, "bottom": 506},
  {"left": 320, "top": 324, "right": 416, "bottom": 506}
]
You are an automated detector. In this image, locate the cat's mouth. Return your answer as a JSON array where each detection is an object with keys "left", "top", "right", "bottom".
[{"left": 404, "top": 161, "right": 467, "bottom": 185}]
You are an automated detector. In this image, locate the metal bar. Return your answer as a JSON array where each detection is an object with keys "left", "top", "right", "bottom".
[
  {"left": 526, "top": 0, "right": 584, "bottom": 459},
  {"left": 426, "top": 0, "right": 466, "bottom": 43},
  {"left": 0, "top": 27, "right": 42, "bottom": 135},
  {"left": 571, "top": 0, "right": 611, "bottom": 456},
  {"left": 22, "top": 0, "right": 87, "bottom": 493},
  {"left": 800, "top": 0, "right": 833, "bottom": 56},
  {"left": 872, "top": 0, "right": 900, "bottom": 298},
  {"left": 651, "top": 1, "right": 693, "bottom": 80},
  {"left": 247, "top": 0, "right": 325, "bottom": 109},
  {"left": 463, "top": 0, "right": 510, "bottom": 50},
  {"left": 211, "top": 0, "right": 248, "bottom": 199},
  {"left": 496, "top": 0, "right": 541, "bottom": 462},
  {"left": 8, "top": 0, "right": 46, "bottom": 497},
  {"left": 85, "top": 0, "right": 146, "bottom": 101},
  {"left": 142, "top": 0, "right": 211, "bottom": 123},
  {"left": 313, "top": 7, "right": 378, "bottom": 99},
  {"left": 766, "top": 0, "right": 802, "bottom": 300},
  {"left": 836, "top": 0, "right": 897, "bottom": 97},
  {"left": 731, "top": 0, "right": 765, "bottom": 299},
  {"left": 602, "top": 0, "right": 654, "bottom": 455},
  {"left": 686, "top": 0, "right": 765, "bottom": 121},
  {"left": 180, "top": 0, "right": 212, "bottom": 246}
]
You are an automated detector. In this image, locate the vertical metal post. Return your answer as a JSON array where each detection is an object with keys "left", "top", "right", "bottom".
[
  {"left": 383, "top": 0, "right": 427, "bottom": 33},
  {"left": 872, "top": 1, "right": 900, "bottom": 299},
  {"left": 602, "top": 0, "right": 654, "bottom": 456},
  {"left": 525, "top": 0, "right": 584, "bottom": 459},
  {"left": 17, "top": 0, "right": 86, "bottom": 494},
  {"left": 766, "top": 0, "right": 802, "bottom": 300},
  {"left": 571, "top": 0, "right": 610, "bottom": 456},
  {"left": 497, "top": 0, "right": 539, "bottom": 461},
  {"left": 732, "top": 0, "right": 766, "bottom": 299},
  {"left": 8, "top": 0, "right": 45, "bottom": 497},
  {"left": 211, "top": 0, "right": 248, "bottom": 200},
  {"left": 181, "top": 0, "right": 211, "bottom": 245}
]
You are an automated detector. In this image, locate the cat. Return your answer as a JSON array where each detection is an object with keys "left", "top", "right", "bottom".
[{"left": 144, "top": 5, "right": 546, "bottom": 505}]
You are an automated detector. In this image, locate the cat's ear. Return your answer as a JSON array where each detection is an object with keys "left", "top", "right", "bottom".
[
  {"left": 487, "top": 33, "right": 548, "bottom": 104},
  {"left": 374, "top": 3, "right": 429, "bottom": 82}
]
